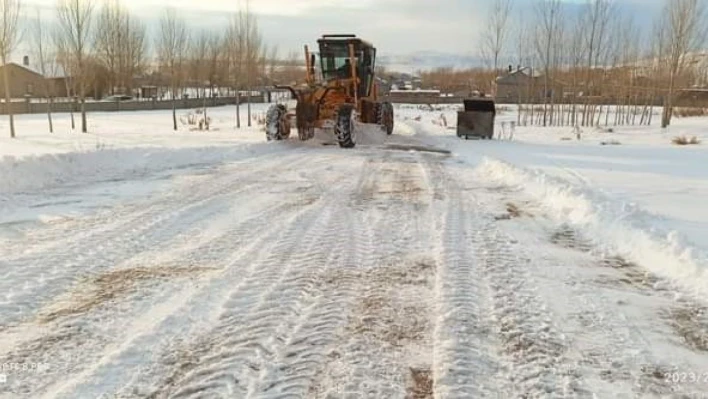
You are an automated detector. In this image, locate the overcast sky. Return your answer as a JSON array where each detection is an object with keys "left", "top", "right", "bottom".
[{"left": 15, "top": 0, "right": 664, "bottom": 62}]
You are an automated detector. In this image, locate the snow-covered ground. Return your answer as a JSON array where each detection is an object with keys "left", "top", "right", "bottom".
[{"left": 1, "top": 103, "right": 707, "bottom": 398}]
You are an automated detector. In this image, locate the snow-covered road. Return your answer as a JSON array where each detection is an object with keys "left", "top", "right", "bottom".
[{"left": 1, "top": 112, "right": 708, "bottom": 398}]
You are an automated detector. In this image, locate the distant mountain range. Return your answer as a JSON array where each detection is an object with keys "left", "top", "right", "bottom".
[{"left": 377, "top": 51, "right": 484, "bottom": 73}]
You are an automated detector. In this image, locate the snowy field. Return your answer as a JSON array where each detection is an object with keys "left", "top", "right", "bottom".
[{"left": 1, "top": 103, "right": 708, "bottom": 398}]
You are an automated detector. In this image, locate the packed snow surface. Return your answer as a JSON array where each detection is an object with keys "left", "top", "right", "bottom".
[{"left": 1, "top": 103, "right": 708, "bottom": 398}]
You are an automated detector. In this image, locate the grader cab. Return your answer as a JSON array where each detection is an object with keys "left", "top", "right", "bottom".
[{"left": 266, "top": 34, "right": 394, "bottom": 148}]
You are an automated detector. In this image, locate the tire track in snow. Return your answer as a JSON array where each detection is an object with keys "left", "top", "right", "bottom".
[
  {"left": 303, "top": 152, "right": 420, "bottom": 398},
  {"left": 530, "top": 221, "right": 699, "bottom": 397},
  {"left": 162, "top": 210, "right": 331, "bottom": 398},
  {"left": 35, "top": 196, "right": 324, "bottom": 399},
  {"left": 146, "top": 157, "right": 369, "bottom": 398},
  {"left": 246, "top": 185, "right": 368, "bottom": 398},
  {"left": 430, "top": 162, "right": 502, "bottom": 398},
  {"left": 446, "top": 174, "right": 589, "bottom": 397},
  {"left": 472, "top": 181, "right": 691, "bottom": 398},
  {"left": 0, "top": 152, "right": 314, "bottom": 330},
  {"left": 473, "top": 219, "right": 589, "bottom": 398},
  {"left": 0, "top": 150, "right": 300, "bottom": 261},
  {"left": 0, "top": 153, "right": 330, "bottom": 397}
]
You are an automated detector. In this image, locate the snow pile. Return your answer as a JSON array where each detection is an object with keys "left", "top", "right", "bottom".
[
  {"left": 475, "top": 156, "right": 708, "bottom": 299},
  {"left": 0, "top": 143, "right": 282, "bottom": 195}
]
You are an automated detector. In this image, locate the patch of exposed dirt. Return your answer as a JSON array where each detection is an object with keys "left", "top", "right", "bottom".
[
  {"left": 142, "top": 336, "right": 217, "bottom": 399},
  {"left": 664, "top": 305, "right": 708, "bottom": 352},
  {"left": 499, "top": 325, "right": 565, "bottom": 363},
  {"left": 600, "top": 255, "right": 634, "bottom": 269},
  {"left": 353, "top": 159, "right": 429, "bottom": 205},
  {"left": 38, "top": 265, "right": 215, "bottom": 323},
  {"left": 549, "top": 225, "right": 593, "bottom": 252},
  {"left": 281, "top": 194, "right": 320, "bottom": 210},
  {"left": 346, "top": 257, "right": 435, "bottom": 347},
  {"left": 407, "top": 367, "right": 434, "bottom": 398},
  {"left": 637, "top": 364, "right": 675, "bottom": 395},
  {"left": 495, "top": 202, "right": 533, "bottom": 221},
  {"left": 350, "top": 295, "right": 428, "bottom": 346},
  {"left": 595, "top": 255, "right": 666, "bottom": 293}
]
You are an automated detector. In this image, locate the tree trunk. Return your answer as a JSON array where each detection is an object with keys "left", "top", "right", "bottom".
[
  {"left": 71, "top": 101, "right": 76, "bottom": 130},
  {"left": 81, "top": 97, "right": 87, "bottom": 133},
  {"left": 202, "top": 84, "right": 208, "bottom": 130},
  {"left": 3, "top": 58, "right": 16, "bottom": 139},
  {"left": 172, "top": 92, "right": 178, "bottom": 131},
  {"left": 48, "top": 97, "right": 54, "bottom": 133},
  {"left": 247, "top": 88, "right": 252, "bottom": 127},
  {"left": 236, "top": 91, "right": 241, "bottom": 128},
  {"left": 80, "top": 75, "right": 88, "bottom": 133}
]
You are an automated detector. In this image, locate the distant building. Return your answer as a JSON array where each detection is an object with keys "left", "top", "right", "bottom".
[
  {"left": 0, "top": 57, "right": 72, "bottom": 99},
  {"left": 492, "top": 66, "right": 565, "bottom": 103},
  {"left": 0, "top": 62, "right": 45, "bottom": 98}
]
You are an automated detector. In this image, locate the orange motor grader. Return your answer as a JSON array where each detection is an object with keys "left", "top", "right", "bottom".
[{"left": 266, "top": 34, "right": 394, "bottom": 148}]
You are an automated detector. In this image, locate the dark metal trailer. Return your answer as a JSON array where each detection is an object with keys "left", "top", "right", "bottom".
[{"left": 457, "top": 98, "right": 496, "bottom": 140}]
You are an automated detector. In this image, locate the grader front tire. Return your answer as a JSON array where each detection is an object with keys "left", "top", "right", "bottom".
[{"left": 335, "top": 104, "right": 356, "bottom": 149}]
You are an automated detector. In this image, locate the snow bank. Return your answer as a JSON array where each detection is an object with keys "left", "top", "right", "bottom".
[
  {"left": 474, "top": 156, "right": 708, "bottom": 299},
  {"left": 0, "top": 143, "right": 282, "bottom": 196}
]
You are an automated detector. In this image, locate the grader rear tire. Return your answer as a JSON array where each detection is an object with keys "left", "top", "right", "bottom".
[
  {"left": 378, "top": 101, "right": 394, "bottom": 135},
  {"left": 335, "top": 104, "right": 356, "bottom": 148},
  {"left": 265, "top": 104, "right": 289, "bottom": 141}
]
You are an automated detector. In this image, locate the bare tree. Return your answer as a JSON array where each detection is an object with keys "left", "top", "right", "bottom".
[
  {"left": 188, "top": 29, "right": 210, "bottom": 126},
  {"left": 579, "top": 0, "right": 615, "bottom": 126},
  {"left": 225, "top": 10, "right": 245, "bottom": 127},
  {"left": 32, "top": 5, "right": 58, "bottom": 133},
  {"left": 566, "top": 13, "right": 585, "bottom": 127},
  {"left": 205, "top": 32, "right": 224, "bottom": 97},
  {"left": 533, "top": 0, "right": 563, "bottom": 126},
  {"left": 189, "top": 29, "right": 210, "bottom": 100},
  {"left": 53, "top": 32, "right": 76, "bottom": 129},
  {"left": 224, "top": 1, "right": 264, "bottom": 129},
  {"left": 480, "top": 0, "right": 513, "bottom": 74},
  {"left": 122, "top": 12, "right": 147, "bottom": 95},
  {"left": 156, "top": 7, "right": 189, "bottom": 130},
  {"left": 658, "top": 0, "right": 707, "bottom": 127},
  {"left": 56, "top": 0, "right": 95, "bottom": 133},
  {"left": 0, "top": 0, "right": 21, "bottom": 138},
  {"left": 512, "top": 15, "right": 532, "bottom": 125},
  {"left": 266, "top": 44, "right": 278, "bottom": 85},
  {"left": 94, "top": 0, "right": 120, "bottom": 94},
  {"left": 94, "top": 0, "right": 147, "bottom": 96},
  {"left": 242, "top": 0, "right": 263, "bottom": 128}
]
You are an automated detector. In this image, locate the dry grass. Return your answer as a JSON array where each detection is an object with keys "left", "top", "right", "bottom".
[
  {"left": 38, "top": 265, "right": 213, "bottom": 323},
  {"left": 672, "top": 135, "right": 701, "bottom": 145},
  {"left": 674, "top": 107, "right": 708, "bottom": 118}
]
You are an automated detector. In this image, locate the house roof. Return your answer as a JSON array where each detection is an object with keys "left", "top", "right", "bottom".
[
  {"left": 0, "top": 62, "right": 68, "bottom": 79},
  {"left": 496, "top": 67, "right": 539, "bottom": 83},
  {"left": 1, "top": 62, "right": 44, "bottom": 78}
]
